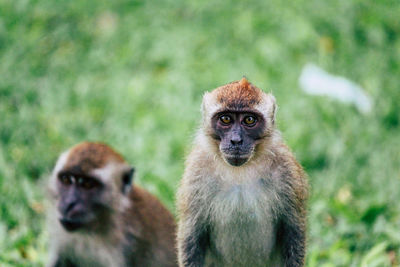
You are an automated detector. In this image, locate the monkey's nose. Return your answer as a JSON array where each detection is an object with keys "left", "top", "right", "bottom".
[
  {"left": 64, "top": 203, "right": 86, "bottom": 219},
  {"left": 230, "top": 138, "right": 243, "bottom": 145}
]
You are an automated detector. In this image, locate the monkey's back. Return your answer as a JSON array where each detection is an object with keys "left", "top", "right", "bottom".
[{"left": 124, "top": 186, "right": 177, "bottom": 267}]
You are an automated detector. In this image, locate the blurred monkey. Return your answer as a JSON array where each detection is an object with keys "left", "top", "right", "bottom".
[{"left": 47, "top": 142, "right": 177, "bottom": 267}]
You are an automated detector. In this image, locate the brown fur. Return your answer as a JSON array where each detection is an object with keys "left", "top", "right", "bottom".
[
  {"left": 177, "top": 79, "right": 308, "bottom": 267},
  {"left": 215, "top": 77, "right": 263, "bottom": 110},
  {"left": 64, "top": 142, "right": 125, "bottom": 173},
  {"left": 47, "top": 142, "right": 178, "bottom": 267},
  {"left": 123, "top": 186, "right": 178, "bottom": 266}
]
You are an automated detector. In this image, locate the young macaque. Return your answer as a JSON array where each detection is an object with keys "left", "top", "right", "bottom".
[{"left": 177, "top": 78, "right": 308, "bottom": 267}]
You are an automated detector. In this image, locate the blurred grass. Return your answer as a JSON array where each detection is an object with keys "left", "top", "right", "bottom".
[{"left": 1, "top": 0, "right": 400, "bottom": 266}]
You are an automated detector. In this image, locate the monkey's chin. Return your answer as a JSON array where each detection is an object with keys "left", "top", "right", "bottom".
[{"left": 224, "top": 155, "right": 249, "bottom": 167}]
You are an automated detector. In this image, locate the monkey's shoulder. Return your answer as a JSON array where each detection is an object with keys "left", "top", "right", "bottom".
[
  {"left": 125, "top": 186, "right": 176, "bottom": 235},
  {"left": 123, "top": 186, "right": 177, "bottom": 266},
  {"left": 268, "top": 146, "right": 309, "bottom": 202},
  {"left": 269, "top": 143, "right": 306, "bottom": 177}
]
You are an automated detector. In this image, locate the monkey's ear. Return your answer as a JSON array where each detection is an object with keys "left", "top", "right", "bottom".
[
  {"left": 201, "top": 92, "right": 211, "bottom": 116},
  {"left": 266, "top": 93, "right": 277, "bottom": 125},
  {"left": 201, "top": 91, "right": 220, "bottom": 126},
  {"left": 121, "top": 167, "right": 135, "bottom": 194}
]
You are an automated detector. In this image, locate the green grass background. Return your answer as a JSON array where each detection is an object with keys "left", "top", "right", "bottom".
[{"left": 1, "top": 0, "right": 400, "bottom": 266}]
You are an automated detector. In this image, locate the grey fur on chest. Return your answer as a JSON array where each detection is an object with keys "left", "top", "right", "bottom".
[
  {"left": 205, "top": 178, "right": 281, "bottom": 267},
  {"left": 58, "top": 232, "right": 126, "bottom": 267}
]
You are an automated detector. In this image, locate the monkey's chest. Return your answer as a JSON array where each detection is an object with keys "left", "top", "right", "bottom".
[{"left": 207, "top": 183, "right": 279, "bottom": 266}]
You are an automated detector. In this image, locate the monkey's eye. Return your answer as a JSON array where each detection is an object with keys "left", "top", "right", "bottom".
[
  {"left": 220, "top": 115, "right": 232, "bottom": 125},
  {"left": 243, "top": 116, "right": 257, "bottom": 126},
  {"left": 59, "top": 174, "right": 73, "bottom": 185},
  {"left": 77, "top": 177, "right": 98, "bottom": 190}
]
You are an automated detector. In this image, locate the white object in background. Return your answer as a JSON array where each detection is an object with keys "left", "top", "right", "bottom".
[{"left": 299, "top": 63, "right": 372, "bottom": 114}]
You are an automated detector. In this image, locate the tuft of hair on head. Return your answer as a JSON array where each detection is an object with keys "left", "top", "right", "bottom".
[{"left": 239, "top": 76, "right": 250, "bottom": 88}]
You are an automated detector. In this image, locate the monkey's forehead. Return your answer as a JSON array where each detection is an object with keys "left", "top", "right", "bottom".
[
  {"left": 213, "top": 78, "right": 263, "bottom": 109},
  {"left": 64, "top": 142, "right": 125, "bottom": 171}
]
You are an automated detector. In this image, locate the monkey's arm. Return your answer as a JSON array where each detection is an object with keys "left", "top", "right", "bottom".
[
  {"left": 280, "top": 216, "right": 306, "bottom": 267},
  {"left": 177, "top": 171, "right": 210, "bottom": 267},
  {"left": 276, "top": 156, "right": 308, "bottom": 267},
  {"left": 177, "top": 215, "right": 209, "bottom": 267},
  {"left": 279, "top": 184, "right": 307, "bottom": 267}
]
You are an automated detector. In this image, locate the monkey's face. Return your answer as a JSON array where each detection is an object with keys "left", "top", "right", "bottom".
[
  {"left": 211, "top": 111, "right": 266, "bottom": 166},
  {"left": 50, "top": 142, "right": 135, "bottom": 233},
  {"left": 56, "top": 171, "right": 108, "bottom": 232}
]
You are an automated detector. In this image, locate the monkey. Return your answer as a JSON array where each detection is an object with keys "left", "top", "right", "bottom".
[
  {"left": 176, "top": 78, "right": 308, "bottom": 267},
  {"left": 47, "top": 142, "right": 178, "bottom": 267}
]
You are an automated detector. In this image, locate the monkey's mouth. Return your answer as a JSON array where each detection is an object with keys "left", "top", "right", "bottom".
[
  {"left": 59, "top": 218, "right": 85, "bottom": 232},
  {"left": 223, "top": 154, "right": 249, "bottom": 167}
]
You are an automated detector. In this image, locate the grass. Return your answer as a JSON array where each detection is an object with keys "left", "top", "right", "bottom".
[{"left": 0, "top": 0, "right": 399, "bottom": 266}]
